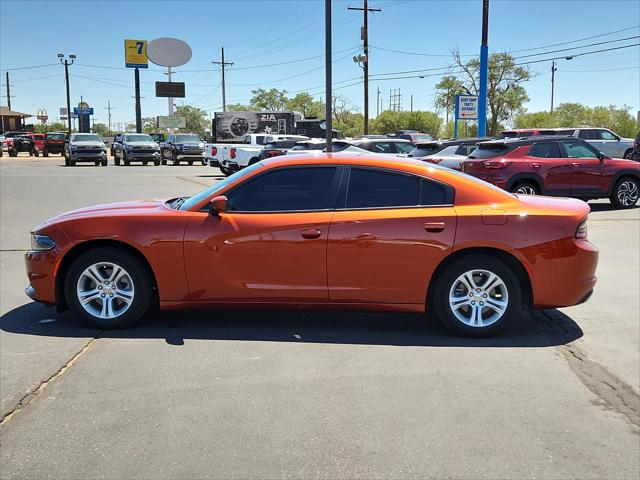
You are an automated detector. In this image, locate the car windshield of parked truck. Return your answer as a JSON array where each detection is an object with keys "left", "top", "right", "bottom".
[
  {"left": 46, "top": 134, "right": 65, "bottom": 140},
  {"left": 175, "top": 135, "right": 201, "bottom": 143},
  {"left": 71, "top": 134, "right": 102, "bottom": 142},
  {"left": 124, "top": 134, "right": 154, "bottom": 142},
  {"left": 179, "top": 161, "right": 264, "bottom": 211}
]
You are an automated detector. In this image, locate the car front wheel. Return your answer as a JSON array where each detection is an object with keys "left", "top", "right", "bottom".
[
  {"left": 432, "top": 255, "right": 521, "bottom": 337},
  {"left": 65, "top": 247, "right": 153, "bottom": 329},
  {"left": 610, "top": 176, "right": 639, "bottom": 209},
  {"left": 510, "top": 181, "right": 539, "bottom": 195}
]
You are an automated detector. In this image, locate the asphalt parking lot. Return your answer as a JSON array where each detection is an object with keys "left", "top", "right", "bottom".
[{"left": 1, "top": 155, "right": 638, "bottom": 479}]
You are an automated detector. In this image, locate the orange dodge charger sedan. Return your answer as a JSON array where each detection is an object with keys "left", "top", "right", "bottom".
[{"left": 25, "top": 153, "right": 598, "bottom": 336}]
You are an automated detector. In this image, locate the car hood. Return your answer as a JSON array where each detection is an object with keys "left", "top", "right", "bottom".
[{"left": 38, "top": 200, "right": 169, "bottom": 228}]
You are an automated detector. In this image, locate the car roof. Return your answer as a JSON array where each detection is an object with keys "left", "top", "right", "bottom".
[
  {"left": 415, "top": 137, "right": 492, "bottom": 147},
  {"left": 351, "top": 137, "right": 412, "bottom": 144},
  {"left": 479, "top": 135, "right": 582, "bottom": 147}
]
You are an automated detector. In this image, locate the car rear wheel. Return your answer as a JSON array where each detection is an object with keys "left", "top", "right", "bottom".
[
  {"left": 101, "top": 159, "right": 107, "bottom": 166},
  {"left": 623, "top": 149, "right": 633, "bottom": 160},
  {"left": 65, "top": 248, "right": 153, "bottom": 329},
  {"left": 43, "top": 149, "right": 49, "bottom": 157},
  {"left": 432, "top": 254, "right": 521, "bottom": 337},
  {"left": 114, "top": 156, "right": 120, "bottom": 166},
  {"left": 610, "top": 176, "right": 639, "bottom": 209},
  {"left": 219, "top": 166, "right": 232, "bottom": 176},
  {"left": 510, "top": 181, "right": 539, "bottom": 195},
  {"left": 9, "top": 148, "right": 17, "bottom": 157},
  {"left": 33, "top": 150, "right": 39, "bottom": 157},
  {"left": 154, "top": 159, "right": 160, "bottom": 166}
]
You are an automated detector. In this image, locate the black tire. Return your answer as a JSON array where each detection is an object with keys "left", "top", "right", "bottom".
[
  {"left": 248, "top": 157, "right": 259, "bottom": 166},
  {"left": 43, "top": 149, "right": 49, "bottom": 157},
  {"left": 219, "top": 165, "right": 232, "bottom": 176},
  {"left": 510, "top": 181, "right": 539, "bottom": 195},
  {"left": 122, "top": 151, "right": 129, "bottom": 166},
  {"left": 610, "top": 176, "right": 639, "bottom": 209},
  {"left": 64, "top": 247, "right": 153, "bottom": 329},
  {"left": 162, "top": 159, "right": 167, "bottom": 165},
  {"left": 143, "top": 161, "right": 148, "bottom": 166},
  {"left": 114, "top": 157, "right": 121, "bottom": 166},
  {"left": 33, "top": 149, "right": 39, "bottom": 157},
  {"left": 432, "top": 254, "right": 522, "bottom": 337},
  {"left": 64, "top": 157, "right": 70, "bottom": 166},
  {"left": 69, "top": 159, "right": 76, "bottom": 166},
  {"left": 623, "top": 149, "right": 633, "bottom": 160},
  {"left": 124, "top": 159, "right": 130, "bottom": 166},
  {"left": 95, "top": 161, "right": 100, "bottom": 166},
  {"left": 201, "top": 159, "right": 206, "bottom": 166},
  {"left": 101, "top": 159, "right": 107, "bottom": 166},
  {"left": 9, "top": 148, "right": 17, "bottom": 157},
  {"left": 188, "top": 160, "right": 194, "bottom": 166},
  {"left": 154, "top": 160, "right": 160, "bottom": 166}
]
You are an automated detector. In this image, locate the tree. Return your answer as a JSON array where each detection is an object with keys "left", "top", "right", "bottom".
[
  {"left": 434, "top": 75, "right": 467, "bottom": 123},
  {"left": 91, "top": 123, "right": 109, "bottom": 137},
  {"left": 226, "top": 103, "right": 252, "bottom": 112},
  {"left": 250, "top": 88, "right": 288, "bottom": 110},
  {"left": 334, "top": 112, "right": 364, "bottom": 138},
  {"left": 514, "top": 111, "right": 558, "bottom": 129},
  {"left": 141, "top": 116, "right": 164, "bottom": 134},
  {"left": 174, "top": 105, "right": 208, "bottom": 137},
  {"left": 286, "top": 92, "right": 325, "bottom": 118},
  {"left": 32, "top": 122, "right": 68, "bottom": 133},
  {"left": 370, "top": 110, "right": 442, "bottom": 137},
  {"left": 370, "top": 110, "right": 404, "bottom": 135},
  {"left": 436, "top": 50, "right": 531, "bottom": 136}
]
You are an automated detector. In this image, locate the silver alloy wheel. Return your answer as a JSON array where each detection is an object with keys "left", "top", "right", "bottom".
[
  {"left": 448, "top": 269, "right": 509, "bottom": 327},
  {"left": 76, "top": 262, "right": 134, "bottom": 319},
  {"left": 515, "top": 184, "right": 537, "bottom": 195},
  {"left": 617, "top": 180, "right": 639, "bottom": 206}
]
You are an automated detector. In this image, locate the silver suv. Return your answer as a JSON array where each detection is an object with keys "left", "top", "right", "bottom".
[
  {"left": 548, "top": 127, "right": 634, "bottom": 159},
  {"left": 64, "top": 133, "right": 107, "bottom": 166},
  {"left": 113, "top": 133, "right": 161, "bottom": 166}
]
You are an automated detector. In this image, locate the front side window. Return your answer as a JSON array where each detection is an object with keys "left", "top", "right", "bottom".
[
  {"left": 599, "top": 130, "right": 617, "bottom": 140},
  {"left": 227, "top": 167, "right": 338, "bottom": 212},
  {"left": 345, "top": 168, "right": 447, "bottom": 209},
  {"left": 562, "top": 140, "right": 598, "bottom": 159},
  {"left": 395, "top": 142, "right": 415, "bottom": 154},
  {"left": 528, "top": 142, "right": 561, "bottom": 158}
]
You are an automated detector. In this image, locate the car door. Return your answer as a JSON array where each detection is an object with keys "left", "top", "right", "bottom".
[
  {"left": 327, "top": 167, "right": 456, "bottom": 304},
  {"left": 596, "top": 129, "right": 622, "bottom": 158},
  {"left": 184, "top": 166, "right": 341, "bottom": 302},
  {"left": 163, "top": 135, "right": 174, "bottom": 159},
  {"left": 526, "top": 141, "right": 571, "bottom": 195},
  {"left": 560, "top": 139, "right": 608, "bottom": 197}
]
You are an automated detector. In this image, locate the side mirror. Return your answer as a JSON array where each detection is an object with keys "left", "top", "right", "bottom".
[
  {"left": 209, "top": 195, "right": 228, "bottom": 215},
  {"left": 597, "top": 151, "right": 607, "bottom": 161}
]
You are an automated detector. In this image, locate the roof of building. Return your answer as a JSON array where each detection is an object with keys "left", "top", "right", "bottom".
[{"left": 0, "top": 106, "right": 33, "bottom": 118}]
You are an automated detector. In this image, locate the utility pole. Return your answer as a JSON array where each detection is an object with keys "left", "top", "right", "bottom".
[
  {"left": 5, "top": 72, "right": 11, "bottom": 110},
  {"left": 376, "top": 86, "right": 380, "bottom": 117},
  {"left": 348, "top": 0, "right": 380, "bottom": 135},
  {"left": 213, "top": 47, "right": 233, "bottom": 112},
  {"left": 478, "top": 0, "right": 489, "bottom": 136},
  {"left": 550, "top": 61, "right": 558, "bottom": 113},
  {"left": 410, "top": 94, "right": 413, "bottom": 112},
  {"left": 105, "top": 101, "right": 112, "bottom": 136},
  {"left": 325, "top": 0, "right": 333, "bottom": 152},
  {"left": 58, "top": 53, "right": 76, "bottom": 135}
]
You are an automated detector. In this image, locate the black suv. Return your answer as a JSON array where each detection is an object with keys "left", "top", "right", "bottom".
[{"left": 160, "top": 134, "right": 206, "bottom": 165}]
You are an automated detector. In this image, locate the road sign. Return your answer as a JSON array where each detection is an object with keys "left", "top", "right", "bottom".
[
  {"left": 456, "top": 95, "right": 479, "bottom": 120},
  {"left": 124, "top": 39, "right": 148, "bottom": 68},
  {"left": 73, "top": 107, "right": 94, "bottom": 115},
  {"left": 147, "top": 38, "right": 191, "bottom": 67},
  {"left": 155, "top": 81, "right": 185, "bottom": 98},
  {"left": 157, "top": 116, "right": 186, "bottom": 129}
]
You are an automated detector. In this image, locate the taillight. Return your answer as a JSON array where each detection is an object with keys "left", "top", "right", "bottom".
[
  {"left": 211, "top": 146, "right": 217, "bottom": 156},
  {"left": 482, "top": 160, "right": 511, "bottom": 169},
  {"left": 425, "top": 158, "right": 441, "bottom": 164},
  {"left": 230, "top": 148, "right": 236, "bottom": 159},
  {"left": 265, "top": 150, "right": 283, "bottom": 158},
  {"left": 575, "top": 219, "right": 588, "bottom": 239}
]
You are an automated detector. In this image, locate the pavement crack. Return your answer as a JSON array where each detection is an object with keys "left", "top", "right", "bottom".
[
  {"left": 538, "top": 310, "right": 640, "bottom": 429},
  {"left": 175, "top": 175, "right": 212, "bottom": 187},
  {"left": 0, "top": 334, "right": 101, "bottom": 427}
]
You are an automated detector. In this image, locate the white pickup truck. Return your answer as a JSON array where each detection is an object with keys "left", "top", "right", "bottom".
[{"left": 205, "top": 133, "right": 308, "bottom": 175}]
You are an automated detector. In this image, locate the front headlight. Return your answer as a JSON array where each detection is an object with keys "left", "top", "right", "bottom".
[{"left": 31, "top": 234, "right": 56, "bottom": 251}]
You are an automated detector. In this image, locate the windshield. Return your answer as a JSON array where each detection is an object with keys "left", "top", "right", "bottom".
[
  {"left": 124, "top": 134, "right": 154, "bottom": 142},
  {"left": 468, "top": 144, "right": 512, "bottom": 159},
  {"left": 433, "top": 145, "right": 459, "bottom": 156},
  {"left": 46, "top": 134, "right": 65, "bottom": 140},
  {"left": 408, "top": 145, "right": 441, "bottom": 157},
  {"left": 411, "top": 134, "right": 433, "bottom": 142},
  {"left": 71, "top": 134, "right": 102, "bottom": 142},
  {"left": 175, "top": 134, "right": 201, "bottom": 143},
  {"left": 179, "top": 161, "right": 264, "bottom": 211}
]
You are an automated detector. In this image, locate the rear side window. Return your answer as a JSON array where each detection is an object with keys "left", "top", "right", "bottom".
[
  {"left": 345, "top": 168, "right": 447, "bottom": 209},
  {"left": 395, "top": 142, "right": 415, "bottom": 154},
  {"left": 227, "top": 167, "right": 338, "bottom": 212},
  {"left": 528, "top": 142, "right": 561, "bottom": 158},
  {"left": 578, "top": 129, "right": 597, "bottom": 140},
  {"left": 367, "top": 142, "right": 396, "bottom": 154}
]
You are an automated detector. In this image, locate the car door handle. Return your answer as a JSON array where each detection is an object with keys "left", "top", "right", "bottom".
[
  {"left": 532, "top": 163, "right": 541, "bottom": 168},
  {"left": 571, "top": 162, "right": 580, "bottom": 167},
  {"left": 424, "top": 222, "right": 446, "bottom": 233},
  {"left": 300, "top": 228, "right": 322, "bottom": 239}
]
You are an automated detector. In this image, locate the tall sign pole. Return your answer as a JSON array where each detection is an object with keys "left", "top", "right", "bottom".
[
  {"left": 134, "top": 68, "right": 142, "bottom": 133},
  {"left": 5, "top": 72, "right": 11, "bottom": 110},
  {"left": 124, "top": 40, "right": 148, "bottom": 133},
  {"left": 478, "top": 0, "right": 489, "bottom": 136},
  {"left": 550, "top": 60, "right": 557, "bottom": 113},
  {"left": 213, "top": 47, "right": 233, "bottom": 112},
  {"left": 325, "top": 0, "right": 333, "bottom": 152},
  {"left": 58, "top": 54, "right": 75, "bottom": 135}
]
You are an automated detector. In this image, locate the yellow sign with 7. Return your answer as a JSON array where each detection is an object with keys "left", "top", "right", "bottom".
[{"left": 124, "top": 39, "right": 148, "bottom": 68}]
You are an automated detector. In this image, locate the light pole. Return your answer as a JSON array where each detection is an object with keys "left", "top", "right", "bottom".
[
  {"left": 550, "top": 60, "right": 558, "bottom": 112},
  {"left": 58, "top": 53, "right": 76, "bottom": 135},
  {"left": 478, "top": 0, "right": 489, "bottom": 136}
]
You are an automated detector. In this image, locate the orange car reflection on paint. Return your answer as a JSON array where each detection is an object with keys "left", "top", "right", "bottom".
[{"left": 25, "top": 153, "right": 598, "bottom": 337}]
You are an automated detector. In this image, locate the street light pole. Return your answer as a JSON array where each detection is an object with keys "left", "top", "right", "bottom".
[
  {"left": 58, "top": 53, "right": 76, "bottom": 135},
  {"left": 550, "top": 60, "right": 558, "bottom": 113},
  {"left": 325, "top": 0, "right": 333, "bottom": 152}
]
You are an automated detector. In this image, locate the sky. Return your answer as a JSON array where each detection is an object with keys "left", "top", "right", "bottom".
[{"left": 1, "top": 0, "right": 639, "bottom": 130}]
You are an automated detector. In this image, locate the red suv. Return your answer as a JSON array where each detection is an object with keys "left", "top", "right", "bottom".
[{"left": 461, "top": 136, "right": 640, "bottom": 209}]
